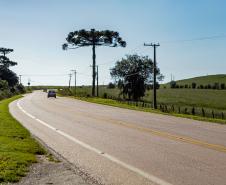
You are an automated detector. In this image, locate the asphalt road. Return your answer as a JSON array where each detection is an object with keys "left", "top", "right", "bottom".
[{"left": 10, "top": 91, "right": 226, "bottom": 185}]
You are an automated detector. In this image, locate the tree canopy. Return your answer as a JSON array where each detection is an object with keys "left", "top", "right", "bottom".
[
  {"left": 110, "top": 54, "right": 163, "bottom": 100},
  {"left": 0, "top": 47, "right": 14, "bottom": 56},
  {"left": 63, "top": 29, "right": 126, "bottom": 96},
  {"left": 0, "top": 48, "right": 18, "bottom": 87},
  {"left": 62, "top": 29, "right": 126, "bottom": 50}
]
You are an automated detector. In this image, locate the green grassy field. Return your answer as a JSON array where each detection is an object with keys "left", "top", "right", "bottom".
[
  {"left": 73, "top": 96, "right": 226, "bottom": 124},
  {"left": 72, "top": 86, "right": 226, "bottom": 110},
  {"left": 59, "top": 86, "right": 226, "bottom": 121},
  {"left": 0, "top": 96, "right": 45, "bottom": 183}
]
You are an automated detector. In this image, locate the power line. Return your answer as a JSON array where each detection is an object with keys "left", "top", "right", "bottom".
[
  {"left": 21, "top": 74, "right": 68, "bottom": 77},
  {"left": 160, "top": 33, "right": 226, "bottom": 44}
]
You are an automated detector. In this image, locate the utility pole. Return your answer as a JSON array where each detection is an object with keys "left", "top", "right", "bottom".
[
  {"left": 91, "top": 29, "right": 96, "bottom": 97},
  {"left": 19, "top": 75, "right": 22, "bottom": 84},
  {"left": 71, "top": 69, "right": 77, "bottom": 95},
  {"left": 96, "top": 65, "right": 99, "bottom": 97},
  {"left": 68, "top": 73, "right": 72, "bottom": 89},
  {"left": 144, "top": 42, "right": 160, "bottom": 109}
]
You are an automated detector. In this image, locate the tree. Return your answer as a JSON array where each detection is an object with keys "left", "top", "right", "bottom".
[
  {"left": 170, "top": 81, "right": 177, "bottom": 88},
  {"left": 62, "top": 29, "right": 126, "bottom": 96},
  {"left": 107, "top": 82, "right": 115, "bottom": 89},
  {"left": 110, "top": 54, "right": 163, "bottom": 100},
  {"left": 192, "top": 82, "right": 196, "bottom": 89},
  {"left": 0, "top": 47, "right": 13, "bottom": 56},
  {"left": 0, "top": 50, "right": 18, "bottom": 87}
]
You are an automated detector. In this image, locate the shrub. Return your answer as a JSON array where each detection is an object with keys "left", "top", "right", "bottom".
[
  {"left": 220, "top": 83, "right": 225, "bottom": 90},
  {"left": 191, "top": 82, "right": 196, "bottom": 89},
  {"left": 107, "top": 82, "right": 115, "bottom": 89},
  {"left": 179, "top": 85, "right": 184, "bottom": 88},
  {"left": 103, "top": 92, "right": 108, "bottom": 99},
  {"left": 170, "top": 81, "right": 176, "bottom": 88},
  {"left": 213, "top": 83, "right": 220, "bottom": 90}
]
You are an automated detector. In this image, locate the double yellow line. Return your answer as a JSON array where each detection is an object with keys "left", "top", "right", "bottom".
[
  {"left": 50, "top": 99, "right": 226, "bottom": 153},
  {"left": 111, "top": 120, "right": 226, "bottom": 153},
  {"left": 89, "top": 113, "right": 226, "bottom": 153}
]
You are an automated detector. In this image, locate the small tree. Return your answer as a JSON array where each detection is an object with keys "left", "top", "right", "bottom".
[
  {"left": 62, "top": 29, "right": 126, "bottom": 96},
  {"left": 220, "top": 83, "right": 225, "bottom": 90},
  {"left": 108, "top": 82, "right": 115, "bottom": 89},
  {"left": 192, "top": 82, "right": 196, "bottom": 89},
  {"left": 110, "top": 54, "right": 163, "bottom": 100},
  {"left": 213, "top": 82, "right": 219, "bottom": 90},
  {"left": 170, "top": 81, "right": 177, "bottom": 88}
]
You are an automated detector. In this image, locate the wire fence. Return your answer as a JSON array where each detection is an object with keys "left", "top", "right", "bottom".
[{"left": 106, "top": 95, "right": 226, "bottom": 120}]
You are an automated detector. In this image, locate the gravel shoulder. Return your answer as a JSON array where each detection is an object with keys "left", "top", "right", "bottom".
[{"left": 7, "top": 137, "right": 101, "bottom": 185}]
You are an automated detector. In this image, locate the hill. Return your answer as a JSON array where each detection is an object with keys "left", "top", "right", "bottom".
[{"left": 166, "top": 74, "right": 226, "bottom": 88}]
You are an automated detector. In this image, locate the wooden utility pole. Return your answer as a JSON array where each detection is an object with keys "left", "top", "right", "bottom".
[
  {"left": 71, "top": 69, "right": 77, "bottom": 95},
  {"left": 96, "top": 65, "right": 99, "bottom": 97},
  {"left": 144, "top": 43, "right": 160, "bottom": 109},
  {"left": 68, "top": 73, "right": 72, "bottom": 89},
  {"left": 91, "top": 29, "right": 96, "bottom": 97}
]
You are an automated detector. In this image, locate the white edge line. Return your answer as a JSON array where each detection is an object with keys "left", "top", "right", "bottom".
[{"left": 16, "top": 99, "right": 172, "bottom": 185}]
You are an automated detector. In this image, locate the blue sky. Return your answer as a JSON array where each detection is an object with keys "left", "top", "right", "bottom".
[{"left": 0, "top": 0, "right": 226, "bottom": 86}]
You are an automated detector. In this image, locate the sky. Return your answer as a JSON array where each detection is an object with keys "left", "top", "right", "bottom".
[{"left": 0, "top": 0, "right": 226, "bottom": 86}]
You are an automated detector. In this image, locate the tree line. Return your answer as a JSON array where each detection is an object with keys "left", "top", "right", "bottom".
[
  {"left": 0, "top": 47, "right": 25, "bottom": 100},
  {"left": 169, "top": 81, "right": 226, "bottom": 90}
]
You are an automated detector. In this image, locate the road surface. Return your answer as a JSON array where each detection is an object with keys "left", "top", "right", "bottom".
[{"left": 10, "top": 91, "right": 226, "bottom": 185}]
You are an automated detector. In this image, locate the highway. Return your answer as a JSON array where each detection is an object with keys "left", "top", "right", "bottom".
[{"left": 9, "top": 91, "right": 226, "bottom": 185}]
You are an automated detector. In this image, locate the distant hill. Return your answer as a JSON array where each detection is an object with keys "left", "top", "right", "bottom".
[{"left": 165, "top": 74, "right": 226, "bottom": 88}]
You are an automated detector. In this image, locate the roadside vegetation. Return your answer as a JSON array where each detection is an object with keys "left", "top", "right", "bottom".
[
  {"left": 0, "top": 96, "right": 45, "bottom": 183},
  {"left": 56, "top": 73, "right": 226, "bottom": 124},
  {"left": 0, "top": 47, "right": 26, "bottom": 101}
]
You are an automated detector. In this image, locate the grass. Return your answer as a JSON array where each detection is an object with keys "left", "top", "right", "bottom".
[
  {"left": 66, "top": 86, "right": 226, "bottom": 110},
  {"left": 73, "top": 96, "right": 226, "bottom": 124},
  {"left": 0, "top": 96, "right": 45, "bottom": 183}
]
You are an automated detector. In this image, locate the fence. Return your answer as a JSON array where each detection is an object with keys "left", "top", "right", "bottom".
[{"left": 106, "top": 96, "right": 226, "bottom": 120}]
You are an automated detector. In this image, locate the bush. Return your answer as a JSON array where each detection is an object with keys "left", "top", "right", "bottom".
[
  {"left": 179, "top": 85, "right": 184, "bottom": 88},
  {"left": 108, "top": 82, "right": 116, "bottom": 89},
  {"left": 221, "top": 83, "right": 225, "bottom": 90},
  {"left": 57, "top": 88, "right": 73, "bottom": 96},
  {"left": 192, "top": 82, "right": 196, "bottom": 89},
  {"left": 213, "top": 83, "right": 220, "bottom": 90},
  {"left": 170, "top": 81, "right": 176, "bottom": 88},
  {"left": 185, "top": 84, "right": 188, "bottom": 88},
  {"left": 0, "top": 80, "right": 9, "bottom": 90},
  {"left": 103, "top": 92, "right": 108, "bottom": 99},
  {"left": 200, "top": 85, "right": 204, "bottom": 89},
  {"left": 15, "top": 84, "right": 26, "bottom": 94}
]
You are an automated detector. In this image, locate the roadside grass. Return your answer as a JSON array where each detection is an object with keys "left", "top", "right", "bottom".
[
  {"left": 0, "top": 96, "right": 45, "bottom": 183},
  {"left": 62, "top": 86, "right": 226, "bottom": 111},
  {"left": 72, "top": 96, "right": 226, "bottom": 125}
]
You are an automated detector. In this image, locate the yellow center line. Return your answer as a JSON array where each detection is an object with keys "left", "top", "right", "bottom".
[
  {"left": 89, "top": 114, "right": 226, "bottom": 153},
  {"left": 46, "top": 99, "right": 226, "bottom": 153}
]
